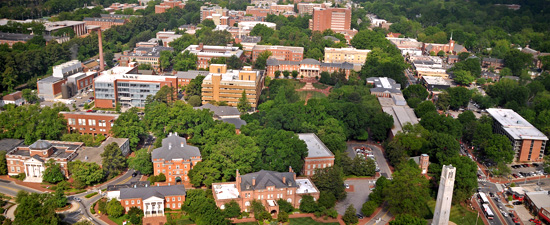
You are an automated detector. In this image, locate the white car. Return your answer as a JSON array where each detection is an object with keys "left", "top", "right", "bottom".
[
  {"left": 76, "top": 96, "right": 82, "bottom": 99},
  {"left": 345, "top": 184, "right": 350, "bottom": 189}
]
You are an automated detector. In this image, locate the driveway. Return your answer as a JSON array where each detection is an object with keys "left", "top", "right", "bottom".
[
  {"left": 346, "top": 143, "right": 392, "bottom": 179},
  {"left": 335, "top": 179, "right": 375, "bottom": 215}
]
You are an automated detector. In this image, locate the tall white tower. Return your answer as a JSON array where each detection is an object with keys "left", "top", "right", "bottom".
[{"left": 432, "top": 165, "right": 456, "bottom": 225}]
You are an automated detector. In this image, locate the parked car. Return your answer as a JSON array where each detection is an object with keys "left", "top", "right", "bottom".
[
  {"left": 345, "top": 184, "right": 350, "bottom": 189},
  {"left": 512, "top": 174, "right": 518, "bottom": 178},
  {"left": 513, "top": 201, "right": 522, "bottom": 205},
  {"left": 86, "top": 110, "right": 93, "bottom": 112},
  {"left": 509, "top": 213, "right": 515, "bottom": 218},
  {"left": 356, "top": 214, "right": 364, "bottom": 219},
  {"left": 533, "top": 163, "right": 539, "bottom": 167},
  {"left": 489, "top": 192, "right": 495, "bottom": 197}
]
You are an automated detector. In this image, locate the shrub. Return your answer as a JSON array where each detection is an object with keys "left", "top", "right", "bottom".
[
  {"left": 361, "top": 201, "right": 378, "bottom": 217},
  {"left": 277, "top": 211, "right": 289, "bottom": 223},
  {"left": 276, "top": 199, "right": 294, "bottom": 213},
  {"left": 85, "top": 192, "right": 98, "bottom": 198},
  {"left": 15, "top": 172, "right": 26, "bottom": 181}
]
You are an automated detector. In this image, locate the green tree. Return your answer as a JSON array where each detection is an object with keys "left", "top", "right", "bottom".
[
  {"left": 254, "top": 51, "right": 272, "bottom": 70},
  {"left": 14, "top": 191, "right": 59, "bottom": 225},
  {"left": 0, "top": 151, "right": 7, "bottom": 175},
  {"left": 342, "top": 204, "right": 358, "bottom": 225},
  {"left": 101, "top": 142, "right": 127, "bottom": 178},
  {"left": 402, "top": 84, "right": 429, "bottom": 100},
  {"left": 482, "top": 134, "right": 514, "bottom": 163},
  {"left": 251, "top": 200, "right": 269, "bottom": 221},
  {"left": 250, "top": 24, "right": 275, "bottom": 40},
  {"left": 453, "top": 70, "right": 475, "bottom": 85},
  {"left": 299, "top": 195, "right": 318, "bottom": 213},
  {"left": 317, "top": 118, "right": 347, "bottom": 153},
  {"left": 237, "top": 90, "right": 251, "bottom": 113},
  {"left": 318, "top": 191, "right": 337, "bottom": 209},
  {"left": 504, "top": 49, "right": 533, "bottom": 76},
  {"left": 173, "top": 51, "right": 198, "bottom": 71},
  {"left": 52, "top": 188, "right": 67, "bottom": 208},
  {"left": 226, "top": 55, "right": 243, "bottom": 69},
  {"left": 42, "top": 159, "right": 64, "bottom": 184},
  {"left": 446, "top": 86, "right": 472, "bottom": 109},
  {"left": 184, "top": 75, "right": 205, "bottom": 100},
  {"left": 111, "top": 108, "right": 146, "bottom": 150},
  {"left": 277, "top": 199, "right": 294, "bottom": 213},
  {"left": 107, "top": 199, "right": 125, "bottom": 218},
  {"left": 128, "top": 149, "right": 153, "bottom": 175},
  {"left": 414, "top": 101, "right": 436, "bottom": 118},
  {"left": 361, "top": 201, "right": 378, "bottom": 217},
  {"left": 277, "top": 211, "right": 289, "bottom": 223},
  {"left": 187, "top": 95, "right": 202, "bottom": 106},
  {"left": 68, "top": 160, "right": 104, "bottom": 188},
  {"left": 291, "top": 70, "right": 299, "bottom": 79},
  {"left": 159, "top": 50, "right": 173, "bottom": 71},
  {"left": 127, "top": 207, "right": 143, "bottom": 225},
  {"left": 311, "top": 166, "right": 346, "bottom": 200},
  {"left": 222, "top": 200, "right": 241, "bottom": 218},
  {"left": 385, "top": 161, "right": 430, "bottom": 217},
  {"left": 21, "top": 89, "right": 38, "bottom": 103},
  {"left": 201, "top": 19, "right": 216, "bottom": 29},
  {"left": 389, "top": 214, "right": 427, "bottom": 225}
]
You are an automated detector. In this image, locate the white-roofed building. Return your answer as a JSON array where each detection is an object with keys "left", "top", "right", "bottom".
[
  {"left": 487, "top": 108, "right": 548, "bottom": 162},
  {"left": 367, "top": 77, "right": 402, "bottom": 98},
  {"left": 184, "top": 43, "right": 244, "bottom": 69},
  {"left": 378, "top": 96, "right": 419, "bottom": 137},
  {"left": 298, "top": 133, "right": 335, "bottom": 177}
]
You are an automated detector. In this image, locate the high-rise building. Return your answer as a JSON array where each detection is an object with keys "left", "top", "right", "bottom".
[
  {"left": 309, "top": 7, "right": 351, "bottom": 32},
  {"left": 486, "top": 108, "right": 548, "bottom": 162},
  {"left": 201, "top": 64, "right": 263, "bottom": 108},
  {"left": 432, "top": 165, "right": 456, "bottom": 225}
]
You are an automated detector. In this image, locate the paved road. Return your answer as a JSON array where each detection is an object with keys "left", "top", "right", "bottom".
[
  {"left": 365, "top": 203, "right": 393, "bottom": 225},
  {"left": 478, "top": 182, "right": 515, "bottom": 225},
  {"left": 0, "top": 179, "right": 42, "bottom": 196}
]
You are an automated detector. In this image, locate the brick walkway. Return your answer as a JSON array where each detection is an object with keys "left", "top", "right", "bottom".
[{"left": 143, "top": 216, "right": 167, "bottom": 225}]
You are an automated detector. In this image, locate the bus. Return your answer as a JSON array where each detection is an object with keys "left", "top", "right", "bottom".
[
  {"left": 482, "top": 204, "right": 494, "bottom": 220},
  {"left": 478, "top": 192, "right": 490, "bottom": 204}
]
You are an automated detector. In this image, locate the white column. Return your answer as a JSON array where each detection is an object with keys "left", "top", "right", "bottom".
[
  {"left": 24, "top": 164, "right": 29, "bottom": 177},
  {"left": 159, "top": 202, "right": 164, "bottom": 216}
]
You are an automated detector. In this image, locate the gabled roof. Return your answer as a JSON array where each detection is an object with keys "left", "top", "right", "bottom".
[
  {"left": 240, "top": 170, "right": 297, "bottom": 191},
  {"left": 119, "top": 185, "right": 186, "bottom": 200},
  {"left": 321, "top": 62, "right": 354, "bottom": 69},
  {"left": 302, "top": 58, "right": 321, "bottom": 65},
  {"left": 2, "top": 91, "right": 22, "bottom": 101},
  {"left": 221, "top": 118, "right": 247, "bottom": 129},
  {"left": 151, "top": 133, "right": 201, "bottom": 161},
  {"left": 31, "top": 154, "right": 44, "bottom": 162},
  {"left": 194, "top": 103, "right": 240, "bottom": 117}
]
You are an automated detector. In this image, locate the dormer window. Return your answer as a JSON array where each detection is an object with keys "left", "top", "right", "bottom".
[{"left": 43, "top": 151, "right": 47, "bottom": 155}]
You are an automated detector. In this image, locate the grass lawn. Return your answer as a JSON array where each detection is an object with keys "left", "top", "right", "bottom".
[
  {"left": 427, "top": 200, "right": 480, "bottom": 225},
  {"left": 297, "top": 91, "right": 327, "bottom": 101},
  {"left": 289, "top": 79, "right": 306, "bottom": 89},
  {"left": 312, "top": 82, "right": 329, "bottom": 89},
  {"left": 237, "top": 217, "right": 339, "bottom": 225},
  {"left": 108, "top": 215, "right": 129, "bottom": 225}
]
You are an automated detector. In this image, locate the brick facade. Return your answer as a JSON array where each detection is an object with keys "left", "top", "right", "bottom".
[{"left": 60, "top": 112, "right": 119, "bottom": 136}]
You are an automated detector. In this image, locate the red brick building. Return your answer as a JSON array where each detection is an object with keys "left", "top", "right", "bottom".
[
  {"left": 252, "top": 45, "right": 304, "bottom": 62},
  {"left": 6, "top": 140, "right": 82, "bottom": 183},
  {"left": 422, "top": 38, "right": 468, "bottom": 55},
  {"left": 151, "top": 133, "right": 202, "bottom": 184},
  {"left": 155, "top": 1, "right": 185, "bottom": 14},
  {"left": 309, "top": 7, "right": 351, "bottom": 32},
  {"left": 266, "top": 58, "right": 353, "bottom": 79},
  {"left": 60, "top": 112, "right": 119, "bottom": 136},
  {"left": 298, "top": 133, "right": 334, "bottom": 177},
  {"left": 119, "top": 185, "right": 186, "bottom": 217},
  {"left": 83, "top": 17, "right": 127, "bottom": 31},
  {"left": 212, "top": 168, "right": 320, "bottom": 215}
]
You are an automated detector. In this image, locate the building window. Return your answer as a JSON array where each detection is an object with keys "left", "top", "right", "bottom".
[
  {"left": 137, "top": 200, "right": 140, "bottom": 204},
  {"left": 10, "top": 167, "right": 14, "bottom": 172},
  {"left": 131, "top": 200, "right": 134, "bottom": 204},
  {"left": 125, "top": 201, "right": 129, "bottom": 205},
  {"left": 178, "top": 197, "right": 181, "bottom": 201}
]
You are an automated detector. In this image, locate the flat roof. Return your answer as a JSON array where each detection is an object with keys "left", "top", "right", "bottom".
[
  {"left": 96, "top": 72, "right": 174, "bottom": 83},
  {"left": 379, "top": 97, "right": 418, "bottom": 136},
  {"left": 213, "top": 183, "right": 240, "bottom": 200},
  {"left": 298, "top": 133, "right": 334, "bottom": 158},
  {"left": 296, "top": 178, "right": 318, "bottom": 194},
  {"left": 487, "top": 108, "right": 548, "bottom": 140},
  {"left": 37, "top": 76, "right": 64, "bottom": 84},
  {"left": 203, "top": 69, "right": 259, "bottom": 83},
  {"left": 60, "top": 111, "right": 120, "bottom": 118},
  {"left": 526, "top": 191, "right": 550, "bottom": 209},
  {"left": 422, "top": 76, "right": 450, "bottom": 86}
]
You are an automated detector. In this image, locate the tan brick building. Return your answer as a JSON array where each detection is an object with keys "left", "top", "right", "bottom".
[
  {"left": 151, "top": 133, "right": 202, "bottom": 184},
  {"left": 201, "top": 64, "right": 264, "bottom": 108},
  {"left": 487, "top": 108, "right": 548, "bottom": 162},
  {"left": 324, "top": 47, "right": 370, "bottom": 65},
  {"left": 60, "top": 112, "right": 119, "bottom": 136},
  {"left": 298, "top": 133, "right": 334, "bottom": 177},
  {"left": 212, "top": 168, "right": 320, "bottom": 214},
  {"left": 6, "top": 140, "right": 82, "bottom": 183},
  {"left": 184, "top": 44, "right": 244, "bottom": 69},
  {"left": 252, "top": 45, "right": 304, "bottom": 62},
  {"left": 83, "top": 17, "right": 126, "bottom": 31}
]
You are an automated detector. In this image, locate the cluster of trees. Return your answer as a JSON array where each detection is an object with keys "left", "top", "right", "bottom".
[
  {"left": 0, "top": 104, "right": 68, "bottom": 144},
  {"left": 362, "top": 0, "right": 550, "bottom": 53},
  {"left": 13, "top": 190, "right": 68, "bottom": 225},
  {"left": 181, "top": 189, "right": 231, "bottom": 225}
]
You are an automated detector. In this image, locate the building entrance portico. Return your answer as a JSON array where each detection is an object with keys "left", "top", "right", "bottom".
[
  {"left": 143, "top": 196, "right": 165, "bottom": 217},
  {"left": 24, "top": 157, "right": 45, "bottom": 183}
]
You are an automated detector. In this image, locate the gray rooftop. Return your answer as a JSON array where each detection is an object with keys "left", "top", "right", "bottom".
[
  {"left": 0, "top": 32, "right": 33, "bottom": 41},
  {"left": 221, "top": 118, "right": 247, "bottom": 129},
  {"left": 124, "top": 46, "right": 173, "bottom": 58},
  {"left": 59, "top": 111, "right": 120, "bottom": 119},
  {"left": 367, "top": 77, "right": 402, "bottom": 94},
  {"left": 239, "top": 36, "right": 261, "bottom": 43},
  {"left": 298, "top": 133, "right": 333, "bottom": 158},
  {"left": 151, "top": 133, "right": 201, "bottom": 161},
  {"left": 107, "top": 181, "right": 150, "bottom": 192},
  {"left": 37, "top": 76, "right": 64, "bottom": 84},
  {"left": 175, "top": 70, "right": 209, "bottom": 79},
  {"left": 482, "top": 57, "right": 504, "bottom": 63},
  {"left": 8, "top": 140, "right": 82, "bottom": 159},
  {"left": 0, "top": 139, "right": 23, "bottom": 151},
  {"left": 194, "top": 103, "right": 240, "bottom": 118},
  {"left": 486, "top": 108, "right": 548, "bottom": 141},
  {"left": 30, "top": 140, "right": 53, "bottom": 150},
  {"left": 321, "top": 62, "right": 354, "bottom": 70},
  {"left": 525, "top": 191, "right": 550, "bottom": 209},
  {"left": 422, "top": 76, "right": 450, "bottom": 86},
  {"left": 240, "top": 170, "right": 298, "bottom": 191},
  {"left": 83, "top": 17, "right": 126, "bottom": 23},
  {"left": 120, "top": 185, "right": 186, "bottom": 200}
]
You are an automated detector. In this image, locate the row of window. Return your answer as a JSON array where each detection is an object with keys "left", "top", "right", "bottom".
[{"left": 68, "top": 118, "right": 112, "bottom": 127}]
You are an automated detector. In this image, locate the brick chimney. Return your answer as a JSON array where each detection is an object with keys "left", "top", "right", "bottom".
[
  {"left": 252, "top": 176, "right": 256, "bottom": 186},
  {"left": 282, "top": 176, "right": 286, "bottom": 184},
  {"left": 198, "top": 43, "right": 204, "bottom": 51}
]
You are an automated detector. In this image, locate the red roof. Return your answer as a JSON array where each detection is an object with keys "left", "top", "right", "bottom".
[{"left": 2, "top": 91, "right": 22, "bottom": 101}]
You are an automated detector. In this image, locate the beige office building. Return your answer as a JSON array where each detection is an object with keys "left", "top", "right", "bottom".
[
  {"left": 324, "top": 47, "right": 370, "bottom": 65},
  {"left": 201, "top": 64, "right": 264, "bottom": 108}
]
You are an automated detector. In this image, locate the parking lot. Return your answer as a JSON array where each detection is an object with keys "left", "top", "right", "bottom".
[
  {"left": 509, "top": 163, "right": 546, "bottom": 179},
  {"left": 346, "top": 143, "right": 392, "bottom": 179},
  {"left": 335, "top": 179, "right": 376, "bottom": 215},
  {"left": 40, "top": 91, "right": 94, "bottom": 111}
]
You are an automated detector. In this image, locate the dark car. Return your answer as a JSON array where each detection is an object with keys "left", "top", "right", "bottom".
[
  {"left": 132, "top": 171, "right": 138, "bottom": 177},
  {"left": 356, "top": 214, "right": 364, "bottom": 219},
  {"left": 513, "top": 201, "right": 522, "bottom": 205},
  {"left": 489, "top": 192, "right": 495, "bottom": 197},
  {"left": 509, "top": 213, "right": 515, "bottom": 218},
  {"left": 512, "top": 174, "right": 518, "bottom": 178},
  {"left": 533, "top": 163, "right": 539, "bottom": 167}
]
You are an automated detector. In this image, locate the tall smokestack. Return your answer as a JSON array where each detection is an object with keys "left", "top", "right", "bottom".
[{"left": 98, "top": 29, "right": 105, "bottom": 72}]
